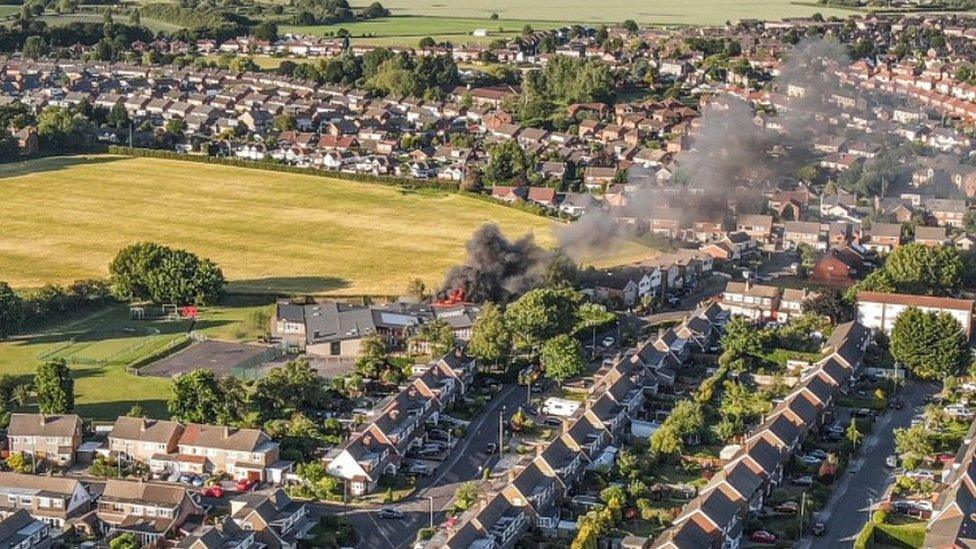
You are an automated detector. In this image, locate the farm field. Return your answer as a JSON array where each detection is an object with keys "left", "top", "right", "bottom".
[
  {"left": 0, "top": 297, "right": 272, "bottom": 420},
  {"left": 0, "top": 155, "right": 651, "bottom": 296},
  {"left": 361, "top": 0, "right": 856, "bottom": 26}
]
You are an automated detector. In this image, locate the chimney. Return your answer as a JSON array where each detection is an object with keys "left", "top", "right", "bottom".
[
  {"left": 745, "top": 277, "right": 752, "bottom": 292},
  {"left": 140, "top": 419, "right": 148, "bottom": 433},
  {"left": 222, "top": 426, "right": 230, "bottom": 438}
]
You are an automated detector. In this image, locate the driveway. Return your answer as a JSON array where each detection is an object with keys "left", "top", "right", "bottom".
[
  {"left": 799, "top": 379, "right": 937, "bottom": 548},
  {"left": 326, "top": 383, "right": 525, "bottom": 549}
]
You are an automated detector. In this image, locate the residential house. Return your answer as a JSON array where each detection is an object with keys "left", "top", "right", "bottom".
[
  {"left": 735, "top": 215, "right": 774, "bottom": 244},
  {"left": 108, "top": 417, "right": 183, "bottom": 464},
  {"left": 228, "top": 489, "right": 314, "bottom": 548},
  {"left": 0, "top": 509, "right": 51, "bottom": 549},
  {"left": 810, "top": 247, "right": 864, "bottom": 285},
  {"left": 915, "top": 225, "right": 951, "bottom": 247},
  {"left": 0, "top": 473, "right": 92, "bottom": 529},
  {"left": 96, "top": 480, "right": 202, "bottom": 547},
  {"left": 6, "top": 414, "right": 83, "bottom": 466},
  {"left": 718, "top": 281, "right": 780, "bottom": 320},
  {"left": 862, "top": 222, "right": 902, "bottom": 253}
]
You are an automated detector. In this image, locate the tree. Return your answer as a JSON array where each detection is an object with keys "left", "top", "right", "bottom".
[
  {"left": 405, "top": 278, "right": 427, "bottom": 299},
  {"left": 541, "top": 334, "right": 585, "bottom": 384},
  {"left": 483, "top": 139, "right": 528, "bottom": 185},
  {"left": 0, "top": 282, "right": 24, "bottom": 338},
  {"left": 411, "top": 319, "right": 455, "bottom": 356},
  {"left": 721, "top": 316, "right": 766, "bottom": 357},
  {"left": 418, "top": 36, "right": 436, "bottom": 49},
  {"left": 649, "top": 424, "right": 683, "bottom": 458},
  {"left": 22, "top": 35, "right": 48, "bottom": 60},
  {"left": 454, "top": 482, "right": 479, "bottom": 510},
  {"left": 5, "top": 452, "right": 31, "bottom": 474},
  {"left": 468, "top": 302, "right": 509, "bottom": 369},
  {"left": 504, "top": 288, "right": 580, "bottom": 350},
  {"left": 168, "top": 370, "right": 238, "bottom": 424},
  {"left": 364, "top": 1, "right": 389, "bottom": 17},
  {"left": 109, "top": 242, "right": 224, "bottom": 305},
  {"left": 894, "top": 424, "right": 934, "bottom": 470},
  {"left": 253, "top": 359, "right": 325, "bottom": 419},
  {"left": 252, "top": 21, "right": 278, "bottom": 42},
  {"left": 883, "top": 243, "right": 963, "bottom": 295},
  {"left": 127, "top": 404, "right": 145, "bottom": 417},
  {"left": 801, "top": 288, "right": 854, "bottom": 323},
  {"left": 109, "top": 533, "right": 140, "bottom": 549},
  {"left": 35, "top": 359, "right": 74, "bottom": 414},
  {"left": 108, "top": 101, "right": 130, "bottom": 129},
  {"left": 891, "top": 308, "right": 969, "bottom": 380},
  {"left": 846, "top": 418, "right": 863, "bottom": 452},
  {"left": 622, "top": 19, "right": 639, "bottom": 33}
]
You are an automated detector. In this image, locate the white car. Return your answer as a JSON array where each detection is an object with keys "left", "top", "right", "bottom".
[{"left": 601, "top": 336, "right": 615, "bottom": 348}]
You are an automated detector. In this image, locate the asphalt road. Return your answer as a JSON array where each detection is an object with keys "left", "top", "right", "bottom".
[
  {"left": 319, "top": 383, "right": 525, "bottom": 549},
  {"left": 800, "top": 379, "right": 938, "bottom": 549}
]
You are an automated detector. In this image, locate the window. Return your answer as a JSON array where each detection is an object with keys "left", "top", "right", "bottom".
[{"left": 330, "top": 341, "right": 341, "bottom": 355}]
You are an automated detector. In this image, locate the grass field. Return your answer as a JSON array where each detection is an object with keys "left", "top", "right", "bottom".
[
  {"left": 359, "top": 1, "right": 856, "bottom": 26},
  {"left": 0, "top": 297, "right": 272, "bottom": 420},
  {"left": 0, "top": 155, "right": 650, "bottom": 295},
  {"left": 282, "top": 16, "right": 565, "bottom": 46}
]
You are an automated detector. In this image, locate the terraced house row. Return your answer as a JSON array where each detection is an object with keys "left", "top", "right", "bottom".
[
  {"left": 425, "top": 303, "right": 732, "bottom": 549},
  {"left": 651, "top": 321, "right": 871, "bottom": 549}
]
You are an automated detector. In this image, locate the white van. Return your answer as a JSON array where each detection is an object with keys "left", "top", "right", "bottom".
[{"left": 542, "top": 397, "right": 582, "bottom": 417}]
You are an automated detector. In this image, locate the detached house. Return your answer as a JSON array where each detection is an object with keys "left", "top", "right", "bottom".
[
  {"left": 7, "top": 414, "right": 83, "bottom": 466},
  {"left": 228, "top": 489, "right": 314, "bottom": 549}
]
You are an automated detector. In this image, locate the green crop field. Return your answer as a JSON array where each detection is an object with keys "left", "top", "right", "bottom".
[
  {"left": 0, "top": 155, "right": 650, "bottom": 296},
  {"left": 0, "top": 298, "right": 272, "bottom": 420},
  {"left": 349, "top": 1, "right": 856, "bottom": 26}
]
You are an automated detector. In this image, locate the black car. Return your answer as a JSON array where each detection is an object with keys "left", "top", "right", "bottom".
[{"left": 811, "top": 522, "right": 826, "bottom": 536}]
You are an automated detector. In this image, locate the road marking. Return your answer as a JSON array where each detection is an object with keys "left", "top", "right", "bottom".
[{"left": 365, "top": 511, "right": 397, "bottom": 549}]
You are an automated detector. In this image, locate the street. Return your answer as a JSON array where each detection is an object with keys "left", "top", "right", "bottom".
[
  {"left": 317, "top": 383, "right": 526, "bottom": 549},
  {"left": 800, "top": 379, "right": 938, "bottom": 549}
]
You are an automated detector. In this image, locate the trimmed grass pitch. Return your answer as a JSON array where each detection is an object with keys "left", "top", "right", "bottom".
[{"left": 0, "top": 155, "right": 649, "bottom": 296}]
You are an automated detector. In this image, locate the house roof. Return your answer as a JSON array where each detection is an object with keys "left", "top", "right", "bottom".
[
  {"left": 110, "top": 417, "right": 183, "bottom": 444},
  {"left": 7, "top": 414, "right": 81, "bottom": 438},
  {"left": 101, "top": 480, "right": 187, "bottom": 506},
  {"left": 179, "top": 424, "right": 272, "bottom": 453},
  {"left": 857, "top": 291, "right": 975, "bottom": 312}
]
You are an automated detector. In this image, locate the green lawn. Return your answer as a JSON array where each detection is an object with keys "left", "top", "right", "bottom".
[
  {"left": 0, "top": 155, "right": 650, "bottom": 296},
  {"left": 362, "top": 1, "right": 856, "bottom": 26},
  {"left": 0, "top": 297, "right": 271, "bottom": 420},
  {"left": 282, "top": 16, "right": 565, "bottom": 46}
]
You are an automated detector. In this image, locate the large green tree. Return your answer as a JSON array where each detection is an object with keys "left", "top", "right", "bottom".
[
  {"left": 168, "top": 369, "right": 242, "bottom": 425},
  {"left": 35, "top": 359, "right": 74, "bottom": 414},
  {"left": 109, "top": 242, "right": 225, "bottom": 305},
  {"left": 883, "top": 243, "right": 963, "bottom": 295},
  {"left": 504, "top": 288, "right": 580, "bottom": 350},
  {"left": 483, "top": 139, "right": 529, "bottom": 185},
  {"left": 0, "top": 282, "right": 24, "bottom": 338},
  {"left": 890, "top": 307, "right": 969, "bottom": 380},
  {"left": 468, "top": 302, "right": 509, "bottom": 369},
  {"left": 540, "top": 334, "right": 585, "bottom": 384},
  {"left": 253, "top": 359, "right": 325, "bottom": 419}
]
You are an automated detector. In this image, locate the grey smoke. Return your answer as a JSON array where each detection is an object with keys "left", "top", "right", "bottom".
[
  {"left": 557, "top": 36, "right": 855, "bottom": 259},
  {"left": 439, "top": 224, "right": 552, "bottom": 303}
]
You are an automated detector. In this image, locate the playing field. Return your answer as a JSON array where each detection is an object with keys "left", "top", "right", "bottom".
[
  {"left": 352, "top": 1, "right": 856, "bottom": 26},
  {"left": 282, "top": 16, "right": 566, "bottom": 46},
  {"left": 0, "top": 155, "right": 649, "bottom": 295},
  {"left": 0, "top": 298, "right": 272, "bottom": 420}
]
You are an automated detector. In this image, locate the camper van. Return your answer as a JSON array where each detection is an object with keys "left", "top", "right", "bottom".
[{"left": 542, "top": 397, "right": 582, "bottom": 417}]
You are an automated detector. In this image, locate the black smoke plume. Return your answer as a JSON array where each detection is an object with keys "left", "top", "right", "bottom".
[{"left": 439, "top": 224, "right": 552, "bottom": 303}]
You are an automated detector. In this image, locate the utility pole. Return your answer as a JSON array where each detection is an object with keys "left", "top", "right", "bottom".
[
  {"left": 428, "top": 495, "right": 434, "bottom": 529},
  {"left": 798, "top": 491, "right": 806, "bottom": 536}
]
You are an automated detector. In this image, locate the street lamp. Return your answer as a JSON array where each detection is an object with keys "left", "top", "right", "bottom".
[
  {"left": 428, "top": 495, "right": 434, "bottom": 529},
  {"left": 499, "top": 406, "right": 506, "bottom": 454}
]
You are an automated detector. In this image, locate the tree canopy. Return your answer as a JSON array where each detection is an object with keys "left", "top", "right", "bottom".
[
  {"left": 109, "top": 242, "right": 225, "bottom": 305},
  {"left": 504, "top": 288, "right": 581, "bottom": 350},
  {"left": 541, "top": 334, "right": 585, "bottom": 384},
  {"left": 890, "top": 307, "right": 969, "bottom": 380},
  {"left": 35, "top": 359, "right": 74, "bottom": 414}
]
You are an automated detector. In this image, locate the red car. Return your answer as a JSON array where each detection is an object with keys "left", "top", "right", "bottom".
[
  {"left": 750, "top": 530, "right": 777, "bottom": 544},
  {"left": 236, "top": 478, "right": 256, "bottom": 492},
  {"left": 201, "top": 485, "right": 224, "bottom": 498}
]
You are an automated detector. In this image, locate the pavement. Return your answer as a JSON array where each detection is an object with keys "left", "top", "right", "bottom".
[
  {"left": 317, "top": 383, "right": 526, "bottom": 549},
  {"left": 798, "top": 379, "right": 938, "bottom": 549}
]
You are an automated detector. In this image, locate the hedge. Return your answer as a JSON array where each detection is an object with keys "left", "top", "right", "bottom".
[{"left": 106, "top": 146, "right": 460, "bottom": 190}]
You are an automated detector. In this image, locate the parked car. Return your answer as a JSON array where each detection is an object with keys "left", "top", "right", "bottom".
[
  {"left": 807, "top": 449, "right": 828, "bottom": 460},
  {"left": 799, "top": 454, "right": 824, "bottom": 466},
  {"left": 791, "top": 475, "right": 814, "bottom": 487},
  {"left": 886, "top": 455, "right": 901, "bottom": 468},
  {"left": 484, "top": 442, "right": 498, "bottom": 454},
  {"left": 749, "top": 530, "right": 776, "bottom": 544},
  {"left": 905, "top": 470, "right": 936, "bottom": 481},
  {"left": 406, "top": 463, "right": 430, "bottom": 476},
  {"left": 202, "top": 485, "right": 225, "bottom": 498},
  {"left": 378, "top": 508, "right": 404, "bottom": 520},
  {"left": 236, "top": 478, "right": 256, "bottom": 492},
  {"left": 601, "top": 336, "right": 615, "bottom": 348},
  {"left": 774, "top": 501, "right": 799, "bottom": 514},
  {"left": 811, "top": 521, "right": 826, "bottom": 536}
]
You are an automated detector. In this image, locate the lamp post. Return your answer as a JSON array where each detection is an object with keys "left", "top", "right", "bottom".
[{"left": 499, "top": 405, "right": 506, "bottom": 454}]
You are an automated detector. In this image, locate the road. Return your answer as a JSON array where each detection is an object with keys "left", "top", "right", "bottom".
[
  {"left": 799, "top": 379, "right": 938, "bottom": 549},
  {"left": 642, "top": 275, "right": 727, "bottom": 326},
  {"left": 318, "top": 383, "right": 525, "bottom": 549}
]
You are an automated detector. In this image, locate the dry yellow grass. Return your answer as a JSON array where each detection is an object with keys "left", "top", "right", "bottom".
[{"left": 0, "top": 155, "right": 651, "bottom": 295}]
